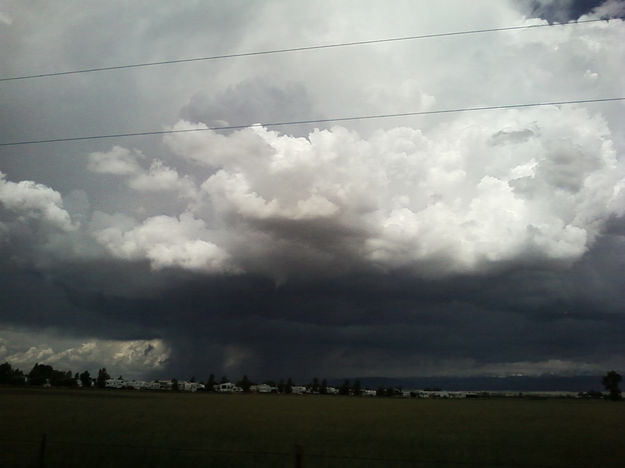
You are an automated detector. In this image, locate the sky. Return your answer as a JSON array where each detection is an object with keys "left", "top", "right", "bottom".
[{"left": 1, "top": 0, "right": 624, "bottom": 383}]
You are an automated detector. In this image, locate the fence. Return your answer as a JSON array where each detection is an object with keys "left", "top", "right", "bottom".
[{"left": 0, "top": 434, "right": 591, "bottom": 468}]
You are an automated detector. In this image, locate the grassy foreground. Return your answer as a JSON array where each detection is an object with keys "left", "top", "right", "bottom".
[{"left": 1, "top": 387, "right": 624, "bottom": 467}]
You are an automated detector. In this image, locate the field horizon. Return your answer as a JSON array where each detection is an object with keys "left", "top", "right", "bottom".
[{"left": 349, "top": 374, "right": 606, "bottom": 392}]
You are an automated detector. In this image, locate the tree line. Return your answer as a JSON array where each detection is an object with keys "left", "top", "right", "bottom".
[
  {"left": 0, "top": 362, "right": 114, "bottom": 388},
  {"left": 1, "top": 362, "right": 623, "bottom": 400},
  {"left": 0, "top": 363, "right": 360, "bottom": 395}
]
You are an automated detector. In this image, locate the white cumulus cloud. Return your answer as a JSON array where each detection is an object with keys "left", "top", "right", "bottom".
[
  {"left": 0, "top": 171, "right": 76, "bottom": 231},
  {"left": 87, "top": 146, "right": 143, "bottom": 175},
  {"left": 160, "top": 104, "right": 624, "bottom": 276},
  {"left": 88, "top": 147, "right": 198, "bottom": 199},
  {"left": 0, "top": 330, "right": 171, "bottom": 379},
  {"left": 127, "top": 160, "right": 197, "bottom": 198},
  {"left": 90, "top": 210, "right": 236, "bottom": 273}
]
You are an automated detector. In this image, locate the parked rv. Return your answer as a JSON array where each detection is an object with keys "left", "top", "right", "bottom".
[
  {"left": 250, "top": 384, "right": 278, "bottom": 393},
  {"left": 214, "top": 382, "right": 243, "bottom": 393},
  {"left": 104, "top": 378, "right": 125, "bottom": 389}
]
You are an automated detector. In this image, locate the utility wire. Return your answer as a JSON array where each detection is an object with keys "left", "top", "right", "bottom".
[
  {"left": 0, "top": 18, "right": 610, "bottom": 82},
  {"left": 1, "top": 97, "right": 623, "bottom": 147}
]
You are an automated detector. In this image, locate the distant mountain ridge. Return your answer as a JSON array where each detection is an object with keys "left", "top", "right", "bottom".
[{"left": 343, "top": 375, "right": 604, "bottom": 392}]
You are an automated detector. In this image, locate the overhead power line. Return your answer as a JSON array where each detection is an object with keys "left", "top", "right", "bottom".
[
  {"left": 1, "top": 97, "right": 623, "bottom": 147},
  {"left": 0, "top": 18, "right": 610, "bottom": 82}
]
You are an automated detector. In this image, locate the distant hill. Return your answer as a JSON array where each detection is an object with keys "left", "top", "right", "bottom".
[{"left": 345, "top": 375, "right": 603, "bottom": 392}]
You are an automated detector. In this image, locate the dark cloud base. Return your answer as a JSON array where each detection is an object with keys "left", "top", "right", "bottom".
[
  {"left": 2, "top": 222, "right": 624, "bottom": 382},
  {"left": 525, "top": 0, "right": 623, "bottom": 23}
]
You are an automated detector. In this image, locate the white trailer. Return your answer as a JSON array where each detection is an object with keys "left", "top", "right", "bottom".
[
  {"left": 105, "top": 378, "right": 125, "bottom": 389},
  {"left": 179, "top": 381, "right": 204, "bottom": 392},
  {"left": 143, "top": 381, "right": 161, "bottom": 390},
  {"left": 251, "top": 384, "right": 279, "bottom": 393},
  {"left": 215, "top": 382, "right": 238, "bottom": 392}
]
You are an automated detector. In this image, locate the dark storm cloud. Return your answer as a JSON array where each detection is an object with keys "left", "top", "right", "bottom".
[
  {"left": 523, "top": 0, "right": 624, "bottom": 23},
  {"left": 2, "top": 1, "right": 625, "bottom": 380},
  {"left": 3, "top": 220, "right": 624, "bottom": 381}
]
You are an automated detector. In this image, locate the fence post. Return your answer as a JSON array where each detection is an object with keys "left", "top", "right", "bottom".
[
  {"left": 38, "top": 433, "right": 47, "bottom": 468},
  {"left": 294, "top": 444, "right": 303, "bottom": 468}
]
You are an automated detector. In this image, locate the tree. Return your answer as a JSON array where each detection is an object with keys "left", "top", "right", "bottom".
[
  {"left": 12, "top": 367, "right": 25, "bottom": 385},
  {"left": 286, "top": 378, "right": 294, "bottom": 394},
  {"left": 0, "top": 362, "right": 11, "bottom": 384},
  {"left": 0, "top": 362, "right": 25, "bottom": 385},
  {"left": 0, "top": 362, "right": 15, "bottom": 384},
  {"left": 27, "top": 364, "right": 77, "bottom": 387},
  {"left": 320, "top": 379, "right": 327, "bottom": 394},
  {"left": 29, "top": 363, "right": 53, "bottom": 386},
  {"left": 237, "top": 375, "right": 253, "bottom": 393},
  {"left": 602, "top": 370, "right": 622, "bottom": 400},
  {"left": 51, "top": 370, "right": 76, "bottom": 386},
  {"left": 80, "top": 370, "right": 91, "bottom": 388},
  {"left": 220, "top": 375, "right": 228, "bottom": 384},
  {"left": 172, "top": 378, "right": 179, "bottom": 391},
  {"left": 96, "top": 368, "right": 110, "bottom": 388},
  {"left": 206, "top": 374, "right": 216, "bottom": 391},
  {"left": 339, "top": 379, "right": 350, "bottom": 395},
  {"left": 352, "top": 379, "right": 361, "bottom": 396},
  {"left": 311, "top": 377, "right": 319, "bottom": 393}
]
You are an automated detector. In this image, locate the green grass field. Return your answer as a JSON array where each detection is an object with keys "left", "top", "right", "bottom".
[{"left": 1, "top": 387, "right": 624, "bottom": 467}]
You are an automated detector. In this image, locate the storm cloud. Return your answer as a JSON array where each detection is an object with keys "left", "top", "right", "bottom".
[{"left": 1, "top": 0, "right": 625, "bottom": 382}]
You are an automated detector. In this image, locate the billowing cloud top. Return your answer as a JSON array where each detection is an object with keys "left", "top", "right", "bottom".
[
  {"left": 6, "top": 103, "right": 619, "bottom": 278},
  {"left": 162, "top": 107, "right": 623, "bottom": 276},
  {"left": 0, "top": 171, "right": 76, "bottom": 232}
]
